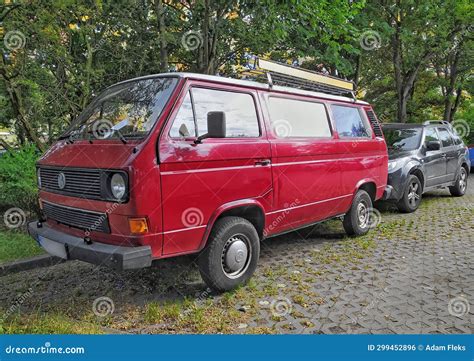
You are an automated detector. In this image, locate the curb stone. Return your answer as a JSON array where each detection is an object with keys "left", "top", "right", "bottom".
[{"left": 0, "top": 254, "right": 64, "bottom": 276}]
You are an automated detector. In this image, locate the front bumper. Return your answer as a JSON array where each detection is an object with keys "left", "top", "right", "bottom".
[
  {"left": 28, "top": 221, "right": 152, "bottom": 271},
  {"left": 382, "top": 185, "right": 396, "bottom": 201}
]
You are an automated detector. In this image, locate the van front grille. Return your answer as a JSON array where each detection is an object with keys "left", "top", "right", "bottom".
[
  {"left": 39, "top": 167, "right": 102, "bottom": 200},
  {"left": 43, "top": 201, "right": 110, "bottom": 233}
]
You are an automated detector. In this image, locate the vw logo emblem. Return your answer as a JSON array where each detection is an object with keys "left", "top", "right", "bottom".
[{"left": 57, "top": 172, "right": 66, "bottom": 189}]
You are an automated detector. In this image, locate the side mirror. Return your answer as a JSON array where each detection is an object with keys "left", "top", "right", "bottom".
[
  {"left": 195, "top": 111, "right": 226, "bottom": 143},
  {"left": 426, "top": 140, "right": 441, "bottom": 151}
]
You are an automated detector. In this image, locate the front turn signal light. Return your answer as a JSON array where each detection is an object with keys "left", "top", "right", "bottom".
[{"left": 129, "top": 218, "right": 149, "bottom": 235}]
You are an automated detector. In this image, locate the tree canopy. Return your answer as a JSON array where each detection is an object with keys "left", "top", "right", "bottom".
[{"left": 1, "top": 0, "right": 473, "bottom": 150}]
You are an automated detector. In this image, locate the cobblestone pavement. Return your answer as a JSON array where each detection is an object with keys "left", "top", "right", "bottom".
[{"left": 0, "top": 175, "right": 472, "bottom": 334}]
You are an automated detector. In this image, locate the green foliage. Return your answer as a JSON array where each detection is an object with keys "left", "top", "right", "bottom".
[
  {"left": 0, "top": 229, "right": 43, "bottom": 262},
  {"left": 0, "top": 145, "right": 40, "bottom": 215}
]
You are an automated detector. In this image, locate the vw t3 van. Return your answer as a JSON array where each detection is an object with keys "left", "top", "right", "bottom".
[{"left": 29, "top": 59, "right": 388, "bottom": 291}]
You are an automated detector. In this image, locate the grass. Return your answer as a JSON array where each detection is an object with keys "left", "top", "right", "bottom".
[{"left": 0, "top": 229, "right": 44, "bottom": 263}]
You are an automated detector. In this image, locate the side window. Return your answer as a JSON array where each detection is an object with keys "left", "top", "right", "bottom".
[
  {"left": 169, "top": 92, "right": 196, "bottom": 138},
  {"left": 437, "top": 128, "right": 454, "bottom": 147},
  {"left": 450, "top": 129, "right": 463, "bottom": 145},
  {"left": 267, "top": 97, "right": 331, "bottom": 138},
  {"left": 424, "top": 127, "right": 439, "bottom": 146},
  {"left": 331, "top": 105, "right": 372, "bottom": 138},
  {"left": 191, "top": 88, "right": 260, "bottom": 138}
]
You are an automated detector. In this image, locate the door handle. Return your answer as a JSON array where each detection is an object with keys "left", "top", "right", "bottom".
[{"left": 254, "top": 159, "right": 271, "bottom": 166}]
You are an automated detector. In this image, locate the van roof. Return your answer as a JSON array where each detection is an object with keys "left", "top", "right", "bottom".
[{"left": 112, "top": 72, "right": 370, "bottom": 106}]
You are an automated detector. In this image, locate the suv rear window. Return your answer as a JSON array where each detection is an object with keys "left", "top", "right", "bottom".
[
  {"left": 437, "top": 128, "right": 454, "bottom": 147},
  {"left": 331, "top": 105, "right": 372, "bottom": 138},
  {"left": 267, "top": 97, "right": 331, "bottom": 138}
]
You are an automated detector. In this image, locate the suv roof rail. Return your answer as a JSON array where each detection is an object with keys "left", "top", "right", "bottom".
[
  {"left": 423, "top": 120, "right": 452, "bottom": 127},
  {"left": 240, "top": 57, "right": 357, "bottom": 100}
]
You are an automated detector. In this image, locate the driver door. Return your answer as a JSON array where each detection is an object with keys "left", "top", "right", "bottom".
[
  {"left": 158, "top": 82, "right": 272, "bottom": 256},
  {"left": 423, "top": 127, "right": 446, "bottom": 187}
]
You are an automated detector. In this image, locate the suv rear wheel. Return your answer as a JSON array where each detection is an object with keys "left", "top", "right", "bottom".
[
  {"left": 343, "top": 189, "right": 372, "bottom": 236},
  {"left": 397, "top": 175, "right": 422, "bottom": 213},
  {"left": 449, "top": 166, "right": 468, "bottom": 196},
  {"left": 198, "top": 216, "right": 260, "bottom": 292}
]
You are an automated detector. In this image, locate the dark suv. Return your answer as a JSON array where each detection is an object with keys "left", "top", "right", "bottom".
[{"left": 382, "top": 121, "right": 470, "bottom": 212}]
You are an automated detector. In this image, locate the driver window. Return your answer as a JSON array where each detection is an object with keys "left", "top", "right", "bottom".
[
  {"left": 424, "top": 128, "right": 439, "bottom": 147},
  {"left": 170, "top": 92, "right": 196, "bottom": 138}
]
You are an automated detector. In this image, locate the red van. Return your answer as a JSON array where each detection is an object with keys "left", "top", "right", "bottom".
[{"left": 28, "top": 60, "right": 388, "bottom": 291}]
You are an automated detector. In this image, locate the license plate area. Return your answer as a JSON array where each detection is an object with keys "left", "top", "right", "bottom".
[{"left": 38, "top": 235, "right": 68, "bottom": 259}]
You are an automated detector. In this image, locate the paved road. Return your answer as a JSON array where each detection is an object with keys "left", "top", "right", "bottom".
[{"left": 0, "top": 175, "right": 472, "bottom": 334}]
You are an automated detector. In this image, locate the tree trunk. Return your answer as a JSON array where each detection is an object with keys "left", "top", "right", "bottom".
[{"left": 155, "top": 0, "right": 168, "bottom": 72}]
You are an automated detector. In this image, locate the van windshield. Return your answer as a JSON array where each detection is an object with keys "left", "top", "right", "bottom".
[
  {"left": 61, "top": 77, "right": 177, "bottom": 141},
  {"left": 383, "top": 127, "right": 422, "bottom": 152}
]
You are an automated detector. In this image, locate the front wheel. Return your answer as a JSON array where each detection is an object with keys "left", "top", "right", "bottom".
[
  {"left": 343, "top": 189, "right": 373, "bottom": 236},
  {"left": 198, "top": 216, "right": 260, "bottom": 292},
  {"left": 449, "top": 167, "right": 468, "bottom": 196},
  {"left": 397, "top": 175, "right": 422, "bottom": 213}
]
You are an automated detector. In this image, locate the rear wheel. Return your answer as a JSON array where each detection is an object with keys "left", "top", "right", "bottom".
[
  {"left": 449, "top": 166, "right": 468, "bottom": 196},
  {"left": 397, "top": 175, "right": 422, "bottom": 213},
  {"left": 343, "top": 189, "right": 372, "bottom": 236},
  {"left": 198, "top": 216, "right": 260, "bottom": 292}
]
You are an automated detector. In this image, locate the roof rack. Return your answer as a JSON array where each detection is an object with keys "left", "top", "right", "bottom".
[
  {"left": 423, "top": 120, "right": 451, "bottom": 126},
  {"left": 240, "top": 57, "right": 357, "bottom": 99}
]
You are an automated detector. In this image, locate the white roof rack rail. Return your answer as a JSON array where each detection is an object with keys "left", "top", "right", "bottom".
[{"left": 241, "top": 57, "right": 356, "bottom": 99}]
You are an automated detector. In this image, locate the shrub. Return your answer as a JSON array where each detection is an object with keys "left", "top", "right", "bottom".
[{"left": 0, "top": 145, "right": 40, "bottom": 216}]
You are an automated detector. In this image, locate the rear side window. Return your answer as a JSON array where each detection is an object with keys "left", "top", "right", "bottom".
[
  {"left": 437, "top": 128, "right": 454, "bottom": 147},
  {"left": 192, "top": 88, "right": 259, "bottom": 138},
  {"left": 424, "top": 128, "right": 440, "bottom": 146},
  {"left": 267, "top": 97, "right": 331, "bottom": 138},
  {"left": 331, "top": 105, "right": 372, "bottom": 138}
]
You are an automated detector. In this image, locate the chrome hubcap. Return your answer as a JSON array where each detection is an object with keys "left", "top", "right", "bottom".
[
  {"left": 357, "top": 202, "right": 369, "bottom": 229},
  {"left": 407, "top": 182, "right": 421, "bottom": 207},
  {"left": 459, "top": 170, "right": 467, "bottom": 192},
  {"left": 221, "top": 234, "right": 251, "bottom": 279}
]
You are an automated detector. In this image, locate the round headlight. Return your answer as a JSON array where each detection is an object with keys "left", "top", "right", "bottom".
[{"left": 110, "top": 173, "right": 126, "bottom": 200}]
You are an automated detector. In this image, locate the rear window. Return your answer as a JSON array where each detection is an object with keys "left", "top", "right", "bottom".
[
  {"left": 267, "top": 97, "right": 331, "bottom": 138},
  {"left": 331, "top": 105, "right": 372, "bottom": 138},
  {"left": 437, "top": 128, "right": 454, "bottom": 147}
]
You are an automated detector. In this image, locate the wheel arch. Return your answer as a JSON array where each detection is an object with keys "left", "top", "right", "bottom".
[
  {"left": 199, "top": 199, "right": 266, "bottom": 250},
  {"left": 354, "top": 179, "right": 377, "bottom": 202}
]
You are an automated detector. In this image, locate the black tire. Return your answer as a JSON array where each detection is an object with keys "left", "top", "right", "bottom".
[
  {"left": 343, "top": 189, "right": 373, "bottom": 236},
  {"left": 198, "top": 216, "right": 260, "bottom": 292},
  {"left": 449, "top": 166, "right": 468, "bottom": 196},
  {"left": 397, "top": 175, "right": 422, "bottom": 213}
]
